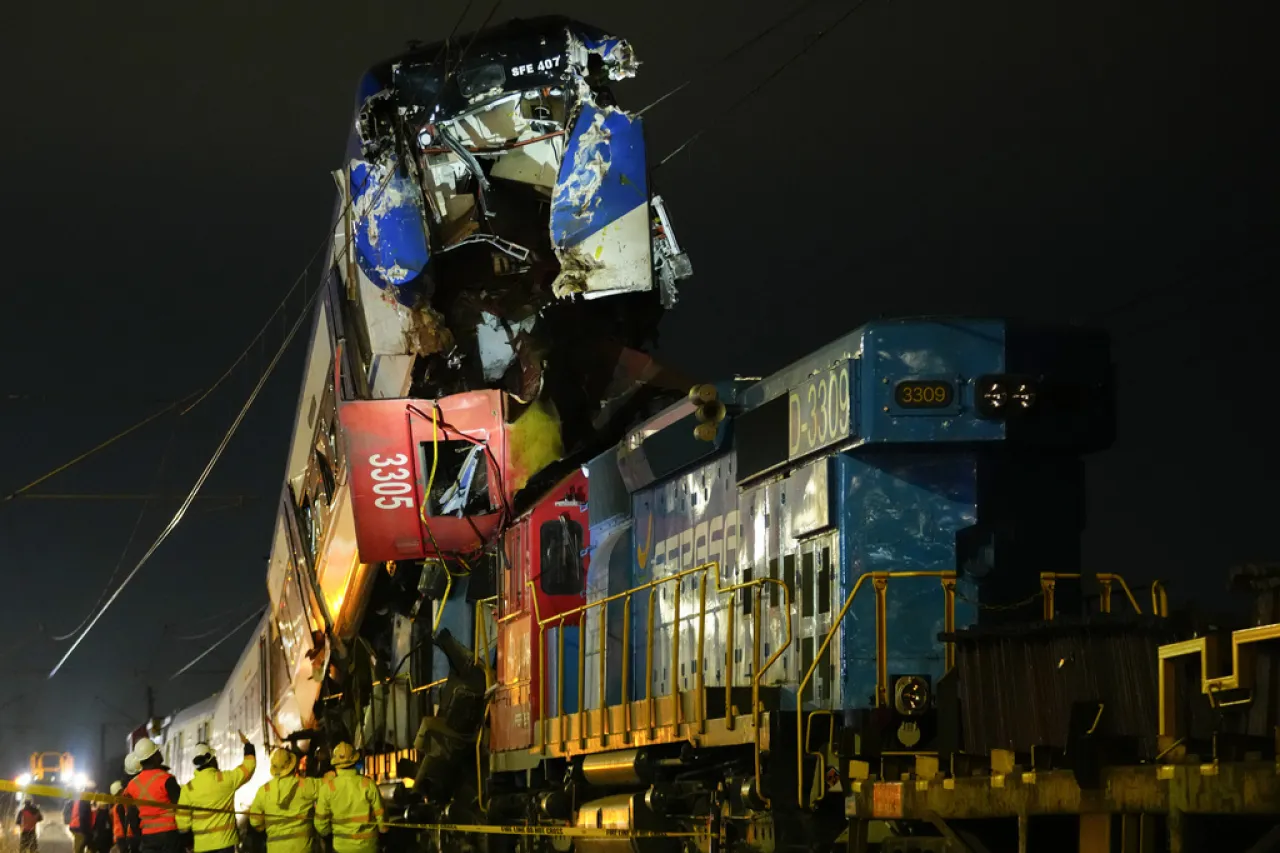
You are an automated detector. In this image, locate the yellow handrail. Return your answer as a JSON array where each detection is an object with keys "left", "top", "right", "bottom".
[
  {"left": 1040, "top": 572, "right": 1146, "bottom": 618},
  {"left": 530, "top": 560, "right": 790, "bottom": 806},
  {"left": 795, "top": 570, "right": 956, "bottom": 809}
]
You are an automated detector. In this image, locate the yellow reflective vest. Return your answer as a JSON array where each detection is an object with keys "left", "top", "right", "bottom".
[
  {"left": 249, "top": 776, "right": 319, "bottom": 853},
  {"left": 314, "top": 769, "right": 386, "bottom": 853},
  {"left": 175, "top": 755, "right": 257, "bottom": 852}
]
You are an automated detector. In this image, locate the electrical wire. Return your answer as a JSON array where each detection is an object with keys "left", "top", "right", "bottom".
[
  {"left": 169, "top": 607, "right": 266, "bottom": 681},
  {"left": 47, "top": 165, "right": 400, "bottom": 680},
  {"left": 1, "top": 393, "right": 195, "bottom": 504},
  {"left": 165, "top": 604, "right": 267, "bottom": 641},
  {"left": 635, "top": 0, "right": 827, "bottom": 117},
  {"left": 44, "top": 427, "right": 178, "bottom": 641},
  {"left": 656, "top": 0, "right": 874, "bottom": 169}
]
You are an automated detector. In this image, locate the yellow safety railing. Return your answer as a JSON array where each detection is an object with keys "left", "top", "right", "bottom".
[
  {"left": 1040, "top": 572, "right": 1158, "bottom": 619},
  {"left": 532, "top": 561, "right": 791, "bottom": 807},
  {"left": 796, "top": 570, "right": 957, "bottom": 809},
  {"left": 1158, "top": 622, "right": 1280, "bottom": 738}
]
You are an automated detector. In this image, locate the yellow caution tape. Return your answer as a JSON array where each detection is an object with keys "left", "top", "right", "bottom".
[{"left": 0, "top": 779, "right": 705, "bottom": 839}]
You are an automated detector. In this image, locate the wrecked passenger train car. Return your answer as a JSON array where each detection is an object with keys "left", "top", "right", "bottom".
[
  {"left": 160, "top": 12, "right": 698, "bottom": 813},
  {"left": 337, "top": 16, "right": 691, "bottom": 418}
]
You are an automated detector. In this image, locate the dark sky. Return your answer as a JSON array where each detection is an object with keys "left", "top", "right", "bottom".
[{"left": 0, "top": 0, "right": 1273, "bottom": 777}]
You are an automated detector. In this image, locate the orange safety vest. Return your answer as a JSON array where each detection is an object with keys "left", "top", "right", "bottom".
[
  {"left": 112, "top": 804, "right": 127, "bottom": 843},
  {"left": 125, "top": 768, "right": 179, "bottom": 835},
  {"left": 19, "top": 808, "right": 40, "bottom": 833},
  {"left": 69, "top": 800, "right": 89, "bottom": 832}
]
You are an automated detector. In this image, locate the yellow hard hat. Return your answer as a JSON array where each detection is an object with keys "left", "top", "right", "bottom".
[
  {"left": 269, "top": 749, "right": 298, "bottom": 778},
  {"left": 330, "top": 742, "right": 358, "bottom": 768}
]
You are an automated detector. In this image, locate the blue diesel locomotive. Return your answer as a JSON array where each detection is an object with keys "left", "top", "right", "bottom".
[{"left": 414, "top": 316, "right": 1116, "bottom": 851}]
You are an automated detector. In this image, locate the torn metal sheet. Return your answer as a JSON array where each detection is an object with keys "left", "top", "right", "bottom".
[
  {"left": 550, "top": 104, "right": 652, "bottom": 297},
  {"left": 337, "top": 15, "right": 695, "bottom": 466},
  {"left": 349, "top": 157, "right": 431, "bottom": 307},
  {"left": 476, "top": 310, "right": 536, "bottom": 383}
]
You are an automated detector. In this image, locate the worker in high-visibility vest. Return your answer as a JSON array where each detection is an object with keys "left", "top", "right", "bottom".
[
  {"left": 174, "top": 732, "right": 256, "bottom": 853},
  {"left": 314, "top": 743, "right": 386, "bottom": 853},
  {"left": 110, "top": 782, "right": 130, "bottom": 853},
  {"left": 66, "top": 793, "right": 94, "bottom": 853},
  {"left": 124, "top": 738, "right": 182, "bottom": 853},
  {"left": 17, "top": 799, "right": 42, "bottom": 852},
  {"left": 120, "top": 754, "right": 141, "bottom": 853},
  {"left": 248, "top": 749, "right": 317, "bottom": 853}
]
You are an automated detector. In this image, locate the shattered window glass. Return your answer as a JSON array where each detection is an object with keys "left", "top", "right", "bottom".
[
  {"left": 422, "top": 440, "right": 492, "bottom": 517},
  {"left": 539, "top": 516, "right": 584, "bottom": 596}
]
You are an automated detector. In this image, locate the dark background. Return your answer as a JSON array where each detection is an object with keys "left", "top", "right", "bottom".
[{"left": 0, "top": 0, "right": 1273, "bottom": 779}]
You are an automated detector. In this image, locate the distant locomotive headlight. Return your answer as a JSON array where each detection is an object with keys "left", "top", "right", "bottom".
[{"left": 893, "top": 675, "right": 930, "bottom": 717}]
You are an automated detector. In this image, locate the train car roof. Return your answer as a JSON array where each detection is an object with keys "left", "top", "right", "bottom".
[{"left": 168, "top": 693, "right": 218, "bottom": 726}]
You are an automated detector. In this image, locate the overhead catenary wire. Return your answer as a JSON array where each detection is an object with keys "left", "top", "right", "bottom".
[
  {"left": 636, "top": 0, "right": 827, "bottom": 117},
  {"left": 169, "top": 607, "right": 266, "bottom": 681},
  {"left": 656, "top": 0, "right": 874, "bottom": 169},
  {"left": 165, "top": 603, "right": 267, "bottom": 641},
  {"left": 46, "top": 0, "right": 490, "bottom": 681},
  {"left": 46, "top": 164, "right": 399, "bottom": 680},
  {"left": 1, "top": 393, "right": 196, "bottom": 504},
  {"left": 44, "top": 427, "right": 178, "bottom": 641}
]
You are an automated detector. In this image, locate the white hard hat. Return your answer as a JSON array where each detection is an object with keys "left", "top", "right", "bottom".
[
  {"left": 110, "top": 782, "right": 123, "bottom": 796},
  {"left": 193, "top": 743, "right": 214, "bottom": 764},
  {"left": 133, "top": 738, "right": 160, "bottom": 762},
  {"left": 123, "top": 754, "right": 141, "bottom": 776}
]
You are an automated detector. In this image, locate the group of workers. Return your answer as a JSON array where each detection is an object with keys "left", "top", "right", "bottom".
[{"left": 48, "top": 736, "right": 385, "bottom": 853}]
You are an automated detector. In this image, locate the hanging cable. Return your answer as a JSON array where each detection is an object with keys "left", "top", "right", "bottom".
[
  {"left": 46, "top": 165, "right": 399, "bottom": 680},
  {"left": 636, "top": 0, "right": 826, "bottom": 116},
  {"left": 44, "top": 427, "right": 178, "bottom": 641},
  {"left": 656, "top": 0, "right": 874, "bottom": 169},
  {"left": 169, "top": 607, "right": 266, "bottom": 681},
  {"left": 2, "top": 393, "right": 195, "bottom": 504}
]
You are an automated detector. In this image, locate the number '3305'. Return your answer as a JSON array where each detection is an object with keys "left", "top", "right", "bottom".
[{"left": 368, "top": 453, "right": 415, "bottom": 509}]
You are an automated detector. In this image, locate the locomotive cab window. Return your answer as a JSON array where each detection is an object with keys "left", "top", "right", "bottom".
[
  {"left": 540, "top": 516, "right": 584, "bottom": 596},
  {"left": 421, "top": 440, "right": 492, "bottom": 517}
]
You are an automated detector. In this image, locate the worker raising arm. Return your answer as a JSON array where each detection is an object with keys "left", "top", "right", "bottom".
[
  {"left": 314, "top": 743, "right": 386, "bottom": 853},
  {"left": 175, "top": 731, "right": 257, "bottom": 853}
]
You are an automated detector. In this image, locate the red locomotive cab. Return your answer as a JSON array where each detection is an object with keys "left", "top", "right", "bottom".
[
  {"left": 491, "top": 470, "right": 590, "bottom": 753},
  {"left": 339, "top": 390, "right": 517, "bottom": 561}
]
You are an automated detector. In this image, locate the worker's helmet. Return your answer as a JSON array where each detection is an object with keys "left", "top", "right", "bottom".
[
  {"left": 123, "top": 753, "right": 141, "bottom": 776},
  {"left": 330, "top": 742, "right": 359, "bottom": 768},
  {"left": 132, "top": 738, "right": 160, "bottom": 762},
  {"left": 110, "top": 781, "right": 123, "bottom": 796},
  {"left": 193, "top": 743, "right": 215, "bottom": 768},
  {"left": 269, "top": 749, "right": 298, "bottom": 778}
]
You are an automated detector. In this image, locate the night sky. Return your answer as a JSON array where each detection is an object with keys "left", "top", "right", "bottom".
[{"left": 0, "top": 0, "right": 1273, "bottom": 779}]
